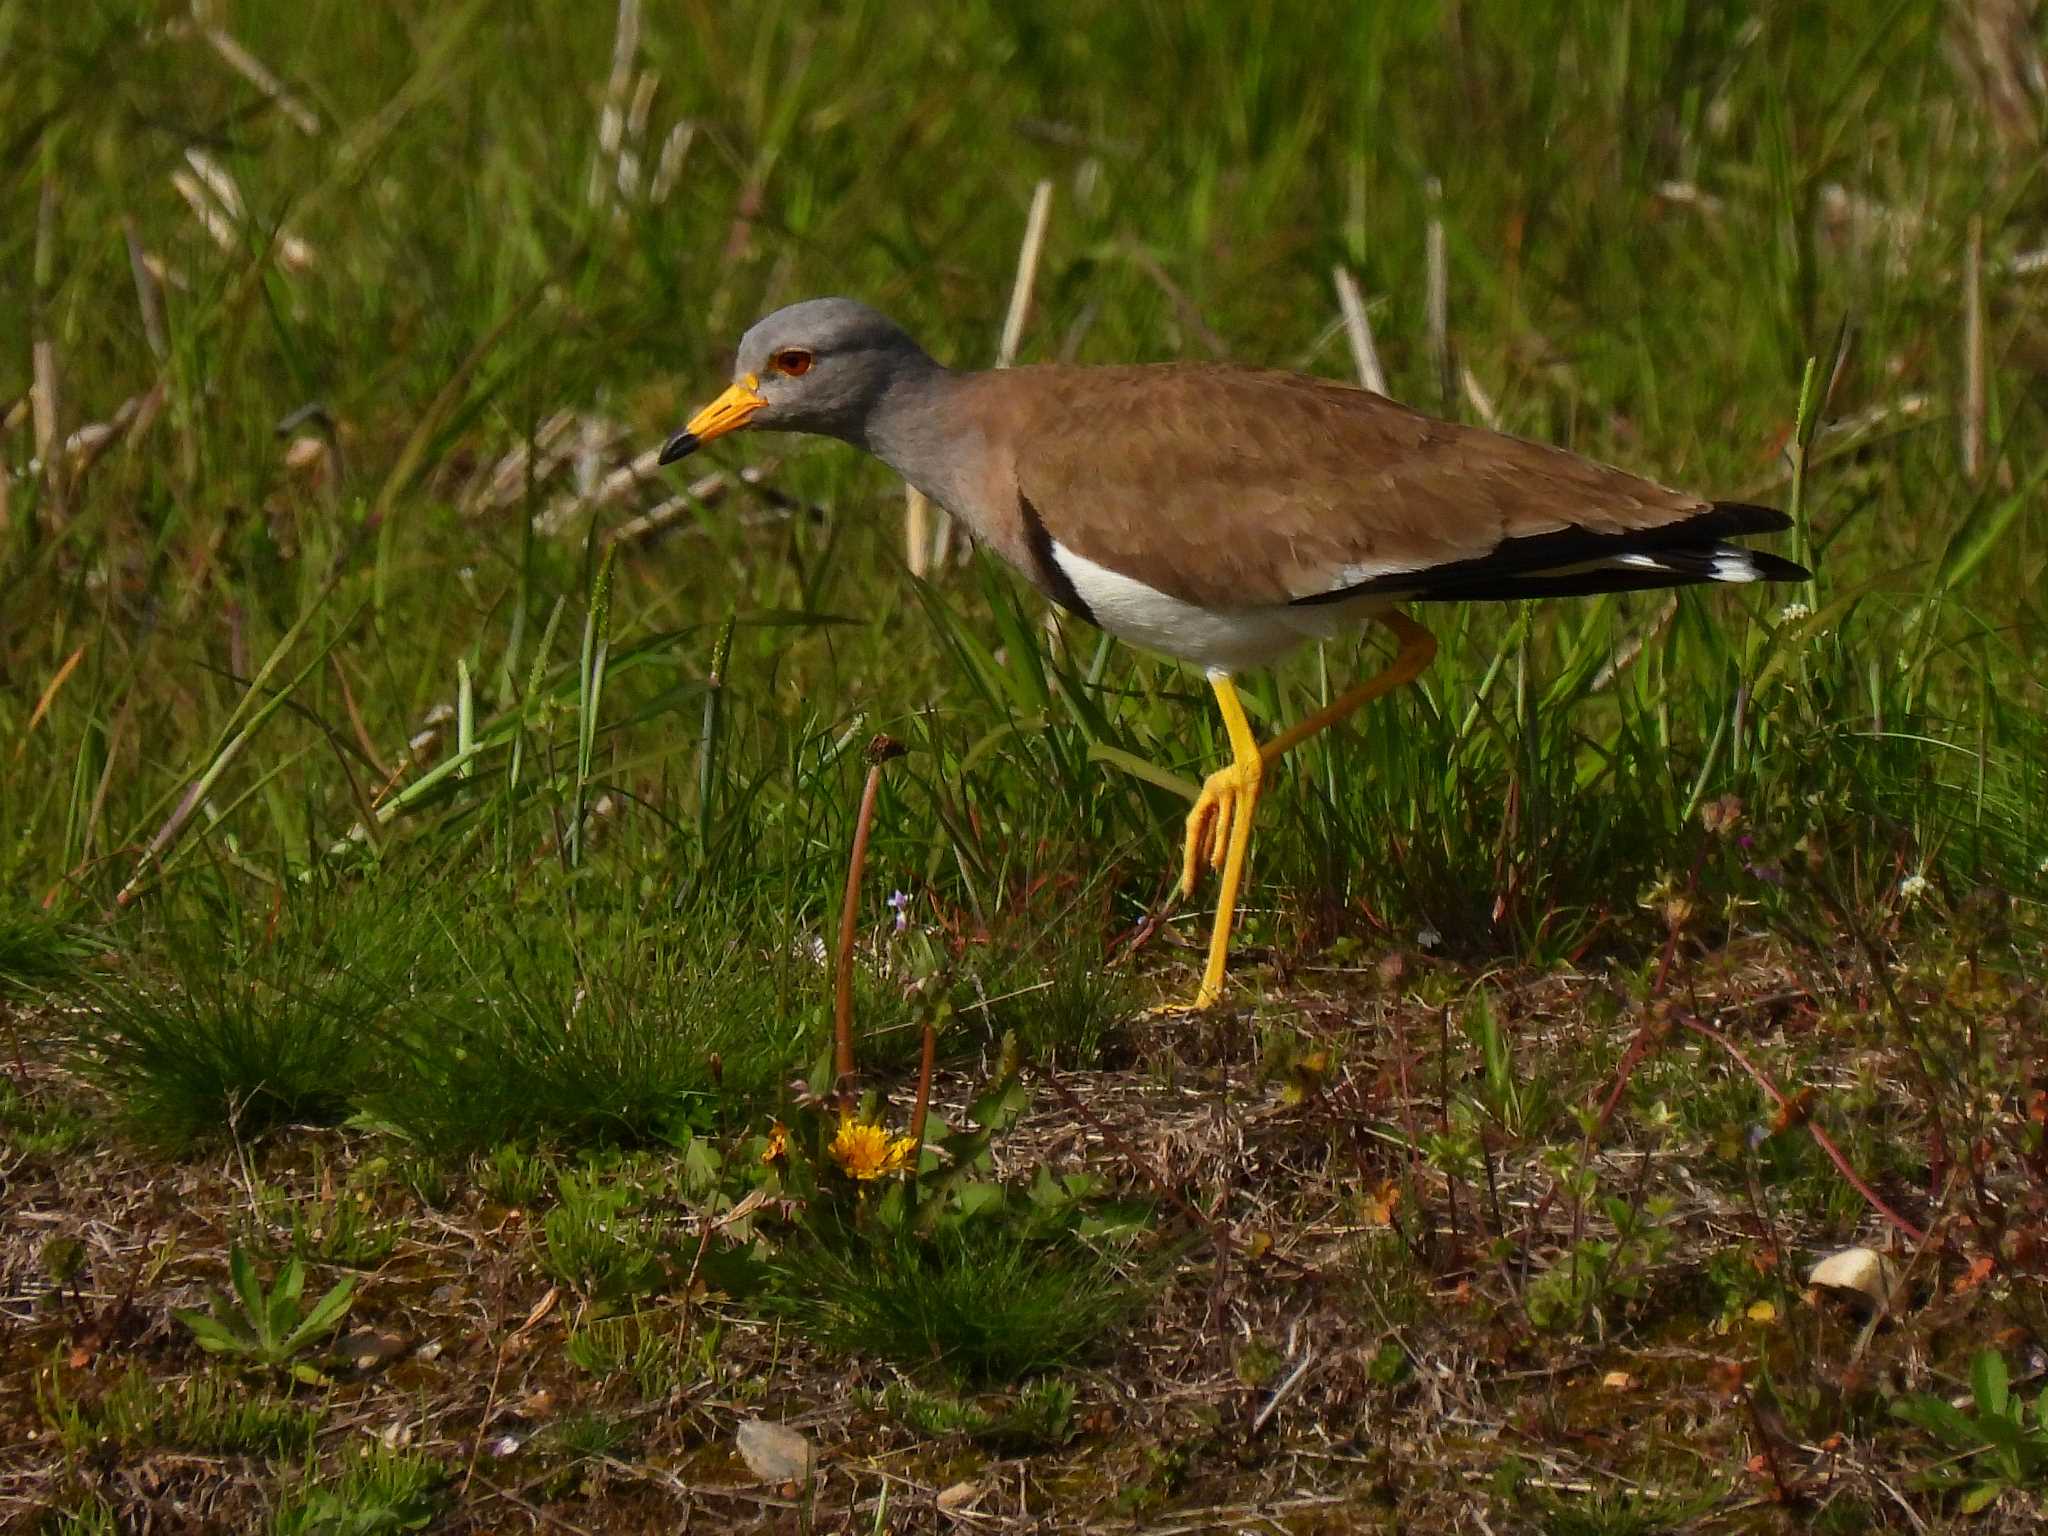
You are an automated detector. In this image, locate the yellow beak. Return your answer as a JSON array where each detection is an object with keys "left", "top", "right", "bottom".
[{"left": 659, "top": 374, "right": 765, "bottom": 464}]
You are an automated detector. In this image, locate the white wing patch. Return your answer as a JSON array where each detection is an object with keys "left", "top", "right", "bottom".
[{"left": 1710, "top": 552, "right": 1761, "bottom": 583}]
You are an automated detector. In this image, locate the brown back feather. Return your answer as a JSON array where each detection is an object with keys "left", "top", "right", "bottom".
[{"left": 972, "top": 363, "right": 1711, "bottom": 609}]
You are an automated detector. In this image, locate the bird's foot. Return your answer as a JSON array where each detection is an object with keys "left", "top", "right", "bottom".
[
  {"left": 1138, "top": 979, "right": 1225, "bottom": 1019},
  {"left": 1178, "top": 758, "right": 1263, "bottom": 897},
  {"left": 1138, "top": 757, "right": 1263, "bottom": 1018}
]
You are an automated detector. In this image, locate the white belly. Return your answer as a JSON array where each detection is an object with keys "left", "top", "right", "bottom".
[{"left": 1050, "top": 542, "right": 1390, "bottom": 673}]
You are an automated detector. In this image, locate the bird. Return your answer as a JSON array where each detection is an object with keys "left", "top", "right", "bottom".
[{"left": 660, "top": 297, "right": 1810, "bottom": 1011}]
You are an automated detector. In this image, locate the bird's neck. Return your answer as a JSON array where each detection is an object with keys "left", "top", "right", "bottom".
[{"left": 855, "top": 357, "right": 980, "bottom": 509}]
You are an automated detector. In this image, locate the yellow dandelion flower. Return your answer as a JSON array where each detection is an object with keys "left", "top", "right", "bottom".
[
  {"left": 761, "top": 1121, "right": 790, "bottom": 1166},
  {"left": 826, "top": 1111, "right": 917, "bottom": 1181}
]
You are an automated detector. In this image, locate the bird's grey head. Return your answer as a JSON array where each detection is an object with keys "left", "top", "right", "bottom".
[{"left": 660, "top": 298, "right": 936, "bottom": 464}]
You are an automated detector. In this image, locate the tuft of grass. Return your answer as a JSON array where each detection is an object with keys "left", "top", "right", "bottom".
[
  {"left": 548, "top": 1410, "right": 634, "bottom": 1461},
  {"left": 74, "top": 897, "right": 414, "bottom": 1149},
  {"left": 278, "top": 1188, "right": 401, "bottom": 1270},
  {"left": 1530, "top": 1484, "right": 1725, "bottom": 1536},
  {"left": 0, "top": 1077, "right": 96, "bottom": 1160},
  {"left": 563, "top": 1310, "right": 696, "bottom": 1402},
  {"left": 0, "top": 904, "right": 99, "bottom": 1000},
  {"left": 40, "top": 1366, "right": 321, "bottom": 1459},
  {"left": 879, "top": 1377, "right": 1078, "bottom": 1453},
  {"left": 365, "top": 919, "right": 802, "bottom": 1155},
  {"left": 272, "top": 1449, "right": 445, "bottom": 1536},
  {"left": 42, "top": 1497, "right": 119, "bottom": 1536},
  {"left": 534, "top": 1169, "right": 675, "bottom": 1308},
  {"left": 773, "top": 1224, "right": 1141, "bottom": 1387},
  {"left": 477, "top": 1143, "right": 557, "bottom": 1208},
  {"left": 984, "top": 938, "right": 1131, "bottom": 1069}
]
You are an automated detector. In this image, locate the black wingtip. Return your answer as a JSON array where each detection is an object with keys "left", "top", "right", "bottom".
[
  {"left": 1707, "top": 500, "right": 1793, "bottom": 535},
  {"left": 1744, "top": 548, "right": 1812, "bottom": 584},
  {"left": 658, "top": 431, "right": 698, "bottom": 466}
]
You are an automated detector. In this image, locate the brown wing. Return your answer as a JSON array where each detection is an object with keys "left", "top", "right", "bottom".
[{"left": 997, "top": 363, "right": 1732, "bottom": 610}]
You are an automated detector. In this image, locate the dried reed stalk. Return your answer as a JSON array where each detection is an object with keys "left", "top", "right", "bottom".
[
  {"left": 591, "top": 0, "right": 641, "bottom": 210},
  {"left": 1332, "top": 264, "right": 1389, "bottom": 396},
  {"left": 31, "top": 176, "right": 63, "bottom": 529},
  {"left": 1945, "top": 0, "right": 2048, "bottom": 153},
  {"left": 201, "top": 24, "right": 319, "bottom": 134},
  {"left": 1425, "top": 176, "right": 1451, "bottom": 410},
  {"left": 1963, "top": 213, "right": 1986, "bottom": 484},
  {"left": 1460, "top": 365, "right": 1502, "bottom": 430},
  {"left": 124, "top": 216, "right": 168, "bottom": 360},
  {"left": 904, "top": 487, "right": 934, "bottom": 577}
]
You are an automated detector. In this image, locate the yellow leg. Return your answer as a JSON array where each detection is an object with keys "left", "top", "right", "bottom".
[
  {"left": 1260, "top": 612, "right": 1437, "bottom": 763},
  {"left": 1161, "top": 612, "right": 1437, "bottom": 1012},
  {"left": 1183, "top": 670, "right": 1264, "bottom": 1009}
]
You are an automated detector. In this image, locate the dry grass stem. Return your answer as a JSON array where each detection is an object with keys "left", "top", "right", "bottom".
[
  {"left": 998, "top": 180, "right": 1056, "bottom": 369},
  {"left": 200, "top": 25, "right": 320, "bottom": 134},
  {"left": 1425, "top": 175, "right": 1451, "bottom": 408},
  {"left": 32, "top": 176, "right": 64, "bottom": 527},
  {"left": 67, "top": 385, "right": 166, "bottom": 487},
  {"left": 591, "top": 0, "right": 642, "bottom": 211},
  {"left": 173, "top": 149, "right": 316, "bottom": 271},
  {"left": 1123, "top": 241, "right": 1230, "bottom": 357},
  {"left": 1963, "top": 212, "right": 1986, "bottom": 484},
  {"left": 1460, "top": 365, "right": 1501, "bottom": 430},
  {"left": 905, "top": 486, "right": 934, "bottom": 577},
  {"left": 908, "top": 1021, "right": 937, "bottom": 1149},
  {"left": 609, "top": 462, "right": 785, "bottom": 545},
  {"left": 649, "top": 120, "right": 695, "bottom": 205},
  {"left": 123, "top": 215, "right": 168, "bottom": 361},
  {"left": 1332, "top": 264, "right": 1389, "bottom": 396},
  {"left": 1946, "top": 0, "right": 2048, "bottom": 152},
  {"left": 536, "top": 441, "right": 665, "bottom": 535}
]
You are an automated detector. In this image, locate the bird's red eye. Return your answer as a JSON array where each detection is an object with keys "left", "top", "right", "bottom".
[{"left": 773, "top": 349, "right": 813, "bottom": 377}]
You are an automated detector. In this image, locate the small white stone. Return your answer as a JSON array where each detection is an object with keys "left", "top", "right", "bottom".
[
  {"left": 1808, "top": 1246, "right": 1899, "bottom": 1310},
  {"left": 735, "top": 1419, "right": 815, "bottom": 1484}
]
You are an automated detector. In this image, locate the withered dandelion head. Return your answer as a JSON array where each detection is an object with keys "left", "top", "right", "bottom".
[
  {"left": 761, "top": 1121, "right": 790, "bottom": 1166},
  {"left": 826, "top": 1111, "right": 916, "bottom": 1181}
]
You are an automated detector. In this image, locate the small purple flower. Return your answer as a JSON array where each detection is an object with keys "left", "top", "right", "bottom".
[{"left": 886, "top": 889, "right": 913, "bottom": 934}]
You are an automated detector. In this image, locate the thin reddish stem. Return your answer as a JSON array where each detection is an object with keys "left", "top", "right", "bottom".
[
  {"left": 1679, "top": 1015, "right": 1929, "bottom": 1247},
  {"left": 832, "top": 738, "right": 903, "bottom": 1108},
  {"left": 908, "top": 1021, "right": 937, "bottom": 1148}
]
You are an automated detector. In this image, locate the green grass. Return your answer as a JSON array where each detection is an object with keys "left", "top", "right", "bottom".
[
  {"left": 271, "top": 1449, "right": 445, "bottom": 1536},
  {"left": 73, "top": 890, "right": 408, "bottom": 1147},
  {"left": 2, "top": 2, "right": 2038, "bottom": 1023},
  {"left": 41, "top": 1366, "right": 321, "bottom": 1460},
  {"left": 0, "top": 904, "right": 100, "bottom": 1000},
  {"left": 3, "top": 0, "right": 2046, "bottom": 1527},
  {"left": 771, "top": 1222, "right": 1144, "bottom": 1386},
  {"left": 533, "top": 1166, "right": 677, "bottom": 1308}
]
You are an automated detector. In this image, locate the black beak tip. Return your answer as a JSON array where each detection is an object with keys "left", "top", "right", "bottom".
[{"left": 658, "top": 431, "right": 698, "bottom": 466}]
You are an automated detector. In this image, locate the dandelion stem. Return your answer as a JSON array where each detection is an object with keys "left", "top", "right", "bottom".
[
  {"left": 833, "top": 736, "right": 905, "bottom": 1107},
  {"left": 908, "top": 1020, "right": 937, "bottom": 1149}
]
